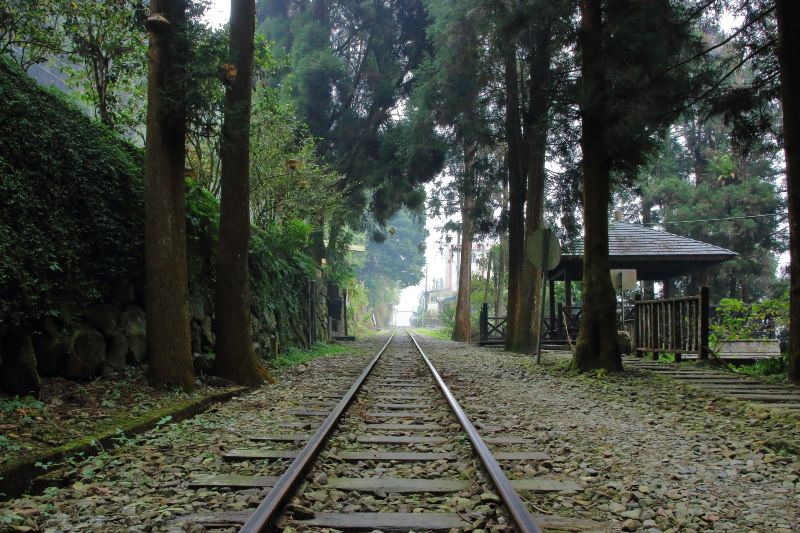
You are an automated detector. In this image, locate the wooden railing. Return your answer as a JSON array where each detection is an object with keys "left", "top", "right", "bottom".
[
  {"left": 478, "top": 303, "right": 507, "bottom": 345},
  {"left": 633, "top": 287, "right": 709, "bottom": 361}
]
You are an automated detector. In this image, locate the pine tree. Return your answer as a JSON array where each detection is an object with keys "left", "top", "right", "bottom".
[
  {"left": 572, "top": 0, "right": 697, "bottom": 371},
  {"left": 508, "top": 12, "right": 556, "bottom": 353},
  {"left": 572, "top": 0, "right": 620, "bottom": 371}
]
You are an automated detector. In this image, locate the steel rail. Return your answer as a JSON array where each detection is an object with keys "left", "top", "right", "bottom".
[
  {"left": 406, "top": 330, "right": 543, "bottom": 533},
  {"left": 239, "top": 329, "right": 397, "bottom": 532}
]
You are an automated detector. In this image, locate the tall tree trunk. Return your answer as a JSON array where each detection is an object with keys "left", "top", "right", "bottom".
[
  {"left": 572, "top": 0, "right": 621, "bottom": 372},
  {"left": 509, "top": 22, "right": 551, "bottom": 352},
  {"left": 503, "top": 44, "right": 526, "bottom": 349},
  {"left": 212, "top": 0, "right": 265, "bottom": 387},
  {"left": 311, "top": 211, "right": 327, "bottom": 264},
  {"left": 776, "top": 0, "right": 800, "bottom": 384},
  {"left": 327, "top": 219, "right": 343, "bottom": 265},
  {"left": 686, "top": 118, "right": 707, "bottom": 186},
  {"left": 496, "top": 223, "right": 508, "bottom": 317},
  {"left": 483, "top": 252, "right": 493, "bottom": 304},
  {"left": 144, "top": 0, "right": 195, "bottom": 390},
  {"left": 453, "top": 142, "right": 476, "bottom": 342}
]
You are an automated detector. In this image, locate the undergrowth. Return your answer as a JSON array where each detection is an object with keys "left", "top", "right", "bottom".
[{"left": 728, "top": 356, "right": 790, "bottom": 384}]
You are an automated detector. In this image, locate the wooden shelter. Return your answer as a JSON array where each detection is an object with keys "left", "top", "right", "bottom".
[{"left": 542, "top": 214, "right": 737, "bottom": 346}]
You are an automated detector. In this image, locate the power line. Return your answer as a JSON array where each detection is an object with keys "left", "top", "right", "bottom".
[{"left": 642, "top": 212, "right": 787, "bottom": 225}]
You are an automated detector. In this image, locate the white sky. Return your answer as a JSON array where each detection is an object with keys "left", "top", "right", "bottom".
[{"left": 204, "top": 1, "right": 230, "bottom": 27}]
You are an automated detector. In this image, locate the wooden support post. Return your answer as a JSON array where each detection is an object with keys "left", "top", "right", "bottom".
[
  {"left": 557, "top": 302, "right": 564, "bottom": 339},
  {"left": 663, "top": 278, "right": 672, "bottom": 299},
  {"left": 548, "top": 277, "right": 556, "bottom": 338},
  {"left": 479, "top": 303, "right": 489, "bottom": 343},
  {"left": 651, "top": 303, "right": 659, "bottom": 360},
  {"left": 672, "top": 300, "right": 681, "bottom": 363},
  {"left": 633, "top": 293, "right": 641, "bottom": 358},
  {"left": 308, "top": 278, "right": 315, "bottom": 346},
  {"left": 700, "top": 286, "right": 710, "bottom": 360},
  {"left": 343, "top": 288, "right": 349, "bottom": 337},
  {"left": 565, "top": 273, "right": 572, "bottom": 307}
]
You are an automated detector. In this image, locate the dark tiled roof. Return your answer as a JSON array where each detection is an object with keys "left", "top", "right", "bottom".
[{"left": 565, "top": 221, "right": 737, "bottom": 259}]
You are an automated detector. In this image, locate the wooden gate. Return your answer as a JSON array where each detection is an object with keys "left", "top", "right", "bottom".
[{"left": 633, "top": 287, "right": 709, "bottom": 360}]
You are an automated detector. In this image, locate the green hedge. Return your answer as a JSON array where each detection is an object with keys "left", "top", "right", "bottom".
[{"left": 0, "top": 59, "right": 144, "bottom": 328}]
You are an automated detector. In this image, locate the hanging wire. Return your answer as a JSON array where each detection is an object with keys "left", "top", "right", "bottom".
[{"left": 642, "top": 212, "right": 788, "bottom": 225}]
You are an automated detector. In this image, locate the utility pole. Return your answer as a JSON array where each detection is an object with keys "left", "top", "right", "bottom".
[{"left": 424, "top": 265, "right": 429, "bottom": 327}]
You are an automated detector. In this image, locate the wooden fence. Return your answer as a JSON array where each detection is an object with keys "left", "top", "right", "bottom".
[
  {"left": 478, "top": 303, "right": 507, "bottom": 346},
  {"left": 633, "top": 287, "right": 709, "bottom": 361}
]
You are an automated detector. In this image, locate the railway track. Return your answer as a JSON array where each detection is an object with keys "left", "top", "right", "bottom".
[{"left": 176, "top": 330, "right": 598, "bottom": 532}]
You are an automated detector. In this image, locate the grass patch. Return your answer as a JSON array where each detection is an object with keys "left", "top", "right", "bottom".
[
  {"left": 412, "top": 327, "right": 452, "bottom": 341},
  {"left": 726, "top": 356, "right": 790, "bottom": 384},
  {"left": 273, "top": 342, "right": 350, "bottom": 367}
]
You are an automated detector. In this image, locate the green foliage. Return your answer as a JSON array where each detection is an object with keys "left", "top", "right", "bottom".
[
  {"left": 638, "top": 116, "right": 785, "bottom": 301},
  {"left": 438, "top": 299, "right": 456, "bottom": 333},
  {"left": 273, "top": 342, "right": 349, "bottom": 367},
  {"left": 0, "top": 59, "right": 144, "bottom": 329},
  {"left": 710, "top": 297, "right": 789, "bottom": 343},
  {"left": 360, "top": 210, "right": 428, "bottom": 289},
  {"left": 0, "top": 395, "right": 44, "bottom": 414},
  {"left": 345, "top": 280, "right": 374, "bottom": 336},
  {"left": 258, "top": 0, "right": 444, "bottom": 266},
  {"left": 249, "top": 90, "right": 343, "bottom": 226},
  {"left": 0, "top": 434, "right": 22, "bottom": 453},
  {"left": 357, "top": 210, "right": 427, "bottom": 325},
  {"left": 0, "top": 0, "right": 66, "bottom": 70},
  {"left": 61, "top": 0, "right": 147, "bottom": 132},
  {"left": 250, "top": 221, "right": 317, "bottom": 353},
  {"left": 184, "top": 178, "right": 318, "bottom": 354}
]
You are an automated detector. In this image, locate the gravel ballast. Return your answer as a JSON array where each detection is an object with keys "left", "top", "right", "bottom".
[
  {"left": 417, "top": 333, "right": 800, "bottom": 532},
  {"left": 2, "top": 331, "right": 798, "bottom": 532}
]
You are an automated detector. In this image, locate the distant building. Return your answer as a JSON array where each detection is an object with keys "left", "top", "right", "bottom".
[
  {"left": 445, "top": 243, "right": 491, "bottom": 291},
  {"left": 421, "top": 287, "right": 456, "bottom": 315}
]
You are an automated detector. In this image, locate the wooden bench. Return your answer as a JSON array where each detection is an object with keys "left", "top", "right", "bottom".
[{"left": 714, "top": 339, "right": 781, "bottom": 360}]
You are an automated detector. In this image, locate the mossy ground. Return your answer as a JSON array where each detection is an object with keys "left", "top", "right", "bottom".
[{"left": 0, "top": 368, "right": 236, "bottom": 478}]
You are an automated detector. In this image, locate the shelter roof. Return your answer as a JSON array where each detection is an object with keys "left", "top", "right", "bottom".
[{"left": 553, "top": 220, "right": 737, "bottom": 281}]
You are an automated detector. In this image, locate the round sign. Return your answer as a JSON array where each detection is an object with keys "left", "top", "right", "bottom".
[{"left": 526, "top": 228, "right": 561, "bottom": 270}]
